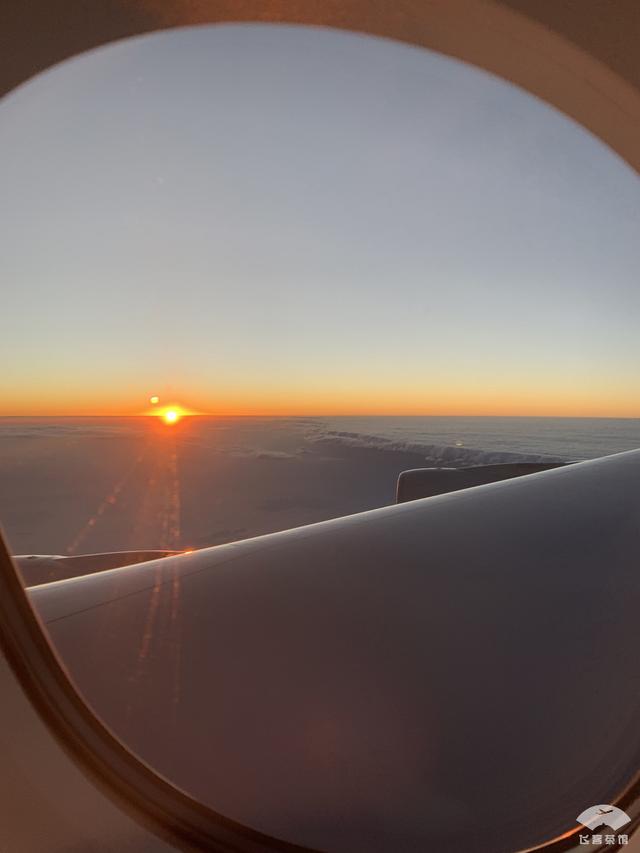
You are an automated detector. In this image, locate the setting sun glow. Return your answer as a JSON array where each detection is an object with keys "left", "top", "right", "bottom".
[
  {"left": 145, "top": 402, "right": 195, "bottom": 421},
  {"left": 163, "top": 409, "right": 180, "bottom": 424}
]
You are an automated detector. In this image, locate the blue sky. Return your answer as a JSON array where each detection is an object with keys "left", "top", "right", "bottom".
[{"left": 1, "top": 24, "right": 639, "bottom": 415}]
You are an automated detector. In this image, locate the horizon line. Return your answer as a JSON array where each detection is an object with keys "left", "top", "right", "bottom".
[{"left": 1, "top": 413, "right": 639, "bottom": 420}]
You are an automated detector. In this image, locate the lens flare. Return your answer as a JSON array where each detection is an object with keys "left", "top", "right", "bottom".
[{"left": 150, "top": 395, "right": 160, "bottom": 405}]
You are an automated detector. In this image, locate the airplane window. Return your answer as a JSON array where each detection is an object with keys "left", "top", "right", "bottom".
[{"left": 1, "top": 23, "right": 639, "bottom": 853}]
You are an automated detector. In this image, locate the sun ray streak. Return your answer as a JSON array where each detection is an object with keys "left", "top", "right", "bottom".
[
  {"left": 126, "top": 563, "right": 164, "bottom": 721},
  {"left": 125, "top": 430, "right": 184, "bottom": 723},
  {"left": 66, "top": 450, "right": 146, "bottom": 554},
  {"left": 168, "top": 436, "right": 183, "bottom": 720}
]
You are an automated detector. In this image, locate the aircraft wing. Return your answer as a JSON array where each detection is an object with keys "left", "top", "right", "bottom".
[{"left": 3, "top": 449, "right": 636, "bottom": 852}]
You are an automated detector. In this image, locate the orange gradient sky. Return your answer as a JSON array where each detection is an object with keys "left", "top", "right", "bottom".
[
  {"left": 4, "top": 373, "right": 639, "bottom": 418},
  {"left": 2, "top": 26, "right": 640, "bottom": 419}
]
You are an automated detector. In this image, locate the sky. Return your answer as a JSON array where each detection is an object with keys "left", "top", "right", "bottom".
[{"left": 1, "top": 23, "right": 639, "bottom": 417}]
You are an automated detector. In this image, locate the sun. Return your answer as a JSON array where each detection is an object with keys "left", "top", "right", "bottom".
[{"left": 145, "top": 399, "right": 193, "bottom": 422}]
